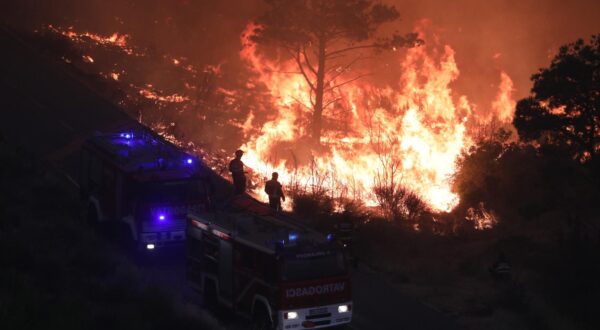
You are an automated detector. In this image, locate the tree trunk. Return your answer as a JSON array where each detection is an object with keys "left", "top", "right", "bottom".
[{"left": 312, "top": 37, "right": 326, "bottom": 145}]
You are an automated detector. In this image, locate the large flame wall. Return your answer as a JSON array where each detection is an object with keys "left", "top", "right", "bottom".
[{"left": 239, "top": 23, "right": 515, "bottom": 212}]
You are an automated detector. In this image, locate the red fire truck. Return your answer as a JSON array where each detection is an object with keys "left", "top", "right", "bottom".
[
  {"left": 79, "top": 129, "right": 210, "bottom": 250},
  {"left": 186, "top": 196, "right": 353, "bottom": 330}
]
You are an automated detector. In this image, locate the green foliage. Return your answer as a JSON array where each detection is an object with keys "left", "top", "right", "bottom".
[{"left": 514, "top": 34, "right": 600, "bottom": 164}]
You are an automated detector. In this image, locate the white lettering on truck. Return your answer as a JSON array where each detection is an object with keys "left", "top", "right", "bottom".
[{"left": 285, "top": 283, "right": 345, "bottom": 298}]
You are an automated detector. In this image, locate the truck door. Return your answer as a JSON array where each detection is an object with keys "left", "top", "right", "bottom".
[{"left": 218, "top": 239, "right": 233, "bottom": 303}]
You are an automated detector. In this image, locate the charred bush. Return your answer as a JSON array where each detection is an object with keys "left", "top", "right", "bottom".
[
  {"left": 291, "top": 191, "right": 334, "bottom": 224},
  {"left": 373, "top": 183, "right": 429, "bottom": 225}
]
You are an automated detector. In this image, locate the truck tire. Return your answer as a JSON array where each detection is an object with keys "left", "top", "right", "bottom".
[{"left": 251, "top": 305, "right": 273, "bottom": 330}]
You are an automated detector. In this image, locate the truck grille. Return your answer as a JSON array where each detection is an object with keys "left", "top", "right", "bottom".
[{"left": 306, "top": 313, "right": 331, "bottom": 320}]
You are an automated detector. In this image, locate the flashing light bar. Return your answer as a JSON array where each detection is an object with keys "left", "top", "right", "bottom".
[
  {"left": 119, "top": 132, "right": 133, "bottom": 139},
  {"left": 191, "top": 219, "right": 208, "bottom": 230},
  {"left": 146, "top": 243, "right": 155, "bottom": 250},
  {"left": 212, "top": 229, "right": 230, "bottom": 240}
]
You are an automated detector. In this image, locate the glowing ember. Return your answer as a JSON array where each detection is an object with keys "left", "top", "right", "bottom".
[
  {"left": 48, "top": 25, "right": 137, "bottom": 55},
  {"left": 82, "top": 55, "right": 94, "bottom": 63},
  {"left": 466, "top": 202, "right": 498, "bottom": 230},
  {"left": 139, "top": 88, "right": 189, "bottom": 103},
  {"left": 238, "top": 22, "right": 514, "bottom": 213}
]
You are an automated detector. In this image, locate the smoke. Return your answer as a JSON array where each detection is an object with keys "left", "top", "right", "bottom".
[
  {"left": 3, "top": 0, "right": 600, "bottom": 114},
  {"left": 390, "top": 0, "right": 600, "bottom": 108}
]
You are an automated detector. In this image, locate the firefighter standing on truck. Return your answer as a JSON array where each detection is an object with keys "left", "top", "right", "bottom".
[
  {"left": 229, "top": 149, "right": 246, "bottom": 194},
  {"left": 265, "top": 172, "right": 285, "bottom": 211}
]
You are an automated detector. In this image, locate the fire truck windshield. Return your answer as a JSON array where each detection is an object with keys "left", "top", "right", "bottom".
[
  {"left": 138, "top": 180, "right": 205, "bottom": 203},
  {"left": 281, "top": 251, "right": 347, "bottom": 282}
]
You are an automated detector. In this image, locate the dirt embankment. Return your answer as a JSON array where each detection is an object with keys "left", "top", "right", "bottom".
[{"left": 352, "top": 217, "right": 599, "bottom": 330}]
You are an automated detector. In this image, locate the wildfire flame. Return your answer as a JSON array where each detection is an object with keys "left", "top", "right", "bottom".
[
  {"left": 139, "top": 88, "right": 189, "bottom": 103},
  {"left": 42, "top": 22, "right": 516, "bottom": 221},
  {"left": 238, "top": 22, "right": 515, "bottom": 213},
  {"left": 48, "top": 25, "right": 136, "bottom": 55}
]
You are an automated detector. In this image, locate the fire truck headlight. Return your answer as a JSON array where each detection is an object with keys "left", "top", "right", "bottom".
[
  {"left": 284, "top": 311, "right": 298, "bottom": 320},
  {"left": 338, "top": 305, "right": 349, "bottom": 313},
  {"left": 146, "top": 244, "right": 155, "bottom": 250}
]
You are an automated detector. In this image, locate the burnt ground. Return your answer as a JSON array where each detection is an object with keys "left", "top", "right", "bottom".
[{"left": 0, "top": 24, "right": 461, "bottom": 330}]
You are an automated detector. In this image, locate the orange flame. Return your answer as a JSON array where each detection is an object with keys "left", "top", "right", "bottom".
[
  {"left": 238, "top": 22, "right": 514, "bottom": 213},
  {"left": 491, "top": 71, "right": 517, "bottom": 124},
  {"left": 48, "top": 25, "right": 137, "bottom": 55}
]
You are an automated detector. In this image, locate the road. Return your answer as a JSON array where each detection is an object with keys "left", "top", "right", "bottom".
[{"left": 0, "top": 25, "right": 460, "bottom": 330}]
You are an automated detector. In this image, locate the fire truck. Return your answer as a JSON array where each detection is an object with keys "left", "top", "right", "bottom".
[
  {"left": 186, "top": 195, "right": 353, "bottom": 330},
  {"left": 79, "top": 128, "right": 210, "bottom": 250}
]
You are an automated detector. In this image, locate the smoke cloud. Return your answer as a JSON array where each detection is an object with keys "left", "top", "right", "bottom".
[{"left": 3, "top": 0, "right": 600, "bottom": 110}]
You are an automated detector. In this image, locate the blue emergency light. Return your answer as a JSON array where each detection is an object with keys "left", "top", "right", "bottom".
[
  {"left": 120, "top": 132, "right": 133, "bottom": 139},
  {"left": 186, "top": 158, "right": 193, "bottom": 165},
  {"left": 158, "top": 214, "right": 166, "bottom": 222},
  {"left": 326, "top": 233, "right": 334, "bottom": 241},
  {"left": 288, "top": 232, "right": 298, "bottom": 242}
]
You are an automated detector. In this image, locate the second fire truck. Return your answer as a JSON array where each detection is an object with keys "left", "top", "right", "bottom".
[{"left": 79, "top": 128, "right": 211, "bottom": 250}]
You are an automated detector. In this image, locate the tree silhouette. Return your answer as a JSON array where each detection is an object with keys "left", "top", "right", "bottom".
[
  {"left": 251, "top": 0, "right": 422, "bottom": 144},
  {"left": 514, "top": 35, "right": 600, "bottom": 165}
]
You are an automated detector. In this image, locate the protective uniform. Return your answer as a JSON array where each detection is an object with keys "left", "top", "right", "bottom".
[
  {"left": 265, "top": 175, "right": 285, "bottom": 211},
  {"left": 229, "top": 151, "right": 246, "bottom": 194}
]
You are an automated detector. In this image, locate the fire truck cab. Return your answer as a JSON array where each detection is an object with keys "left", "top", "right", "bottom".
[
  {"left": 187, "top": 196, "right": 353, "bottom": 330},
  {"left": 79, "top": 129, "right": 210, "bottom": 250}
]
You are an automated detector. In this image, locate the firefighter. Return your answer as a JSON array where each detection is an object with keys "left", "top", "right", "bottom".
[
  {"left": 229, "top": 149, "right": 246, "bottom": 194},
  {"left": 264, "top": 172, "right": 285, "bottom": 211}
]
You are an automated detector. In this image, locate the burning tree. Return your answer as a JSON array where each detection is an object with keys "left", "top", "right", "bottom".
[{"left": 251, "top": 0, "right": 422, "bottom": 144}]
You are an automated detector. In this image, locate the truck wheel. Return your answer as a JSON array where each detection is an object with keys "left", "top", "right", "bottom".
[{"left": 251, "top": 307, "right": 273, "bottom": 330}]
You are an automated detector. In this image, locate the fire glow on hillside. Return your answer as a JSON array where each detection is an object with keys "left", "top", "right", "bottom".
[
  {"left": 239, "top": 22, "right": 516, "bottom": 213},
  {"left": 41, "top": 21, "right": 516, "bottom": 218}
]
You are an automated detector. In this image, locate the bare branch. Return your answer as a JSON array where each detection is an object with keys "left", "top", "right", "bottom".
[
  {"left": 325, "top": 73, "right": 372, "bottom": 92},
  {"left": 325, "top": 44, "right": 381, "bottom": 58},
  {"left": 290, "top": 96, "right": 314, "bottom": 111},
  {"left": 323, "top": 97, "right": 342, "bottom": 109},
  {"left": 302, "top": 45, "right": 318, "bottom": 76},
  {"left": 291, "top": 48, "right": 317, "bottom": 92},
  {"left": 325, "top": 56, "right": 371, "bottom": 83}
]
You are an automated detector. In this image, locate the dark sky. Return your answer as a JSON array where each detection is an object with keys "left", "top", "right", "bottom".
[{"left": 3, "top": 0, "right": 600, "bottom": 108}]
